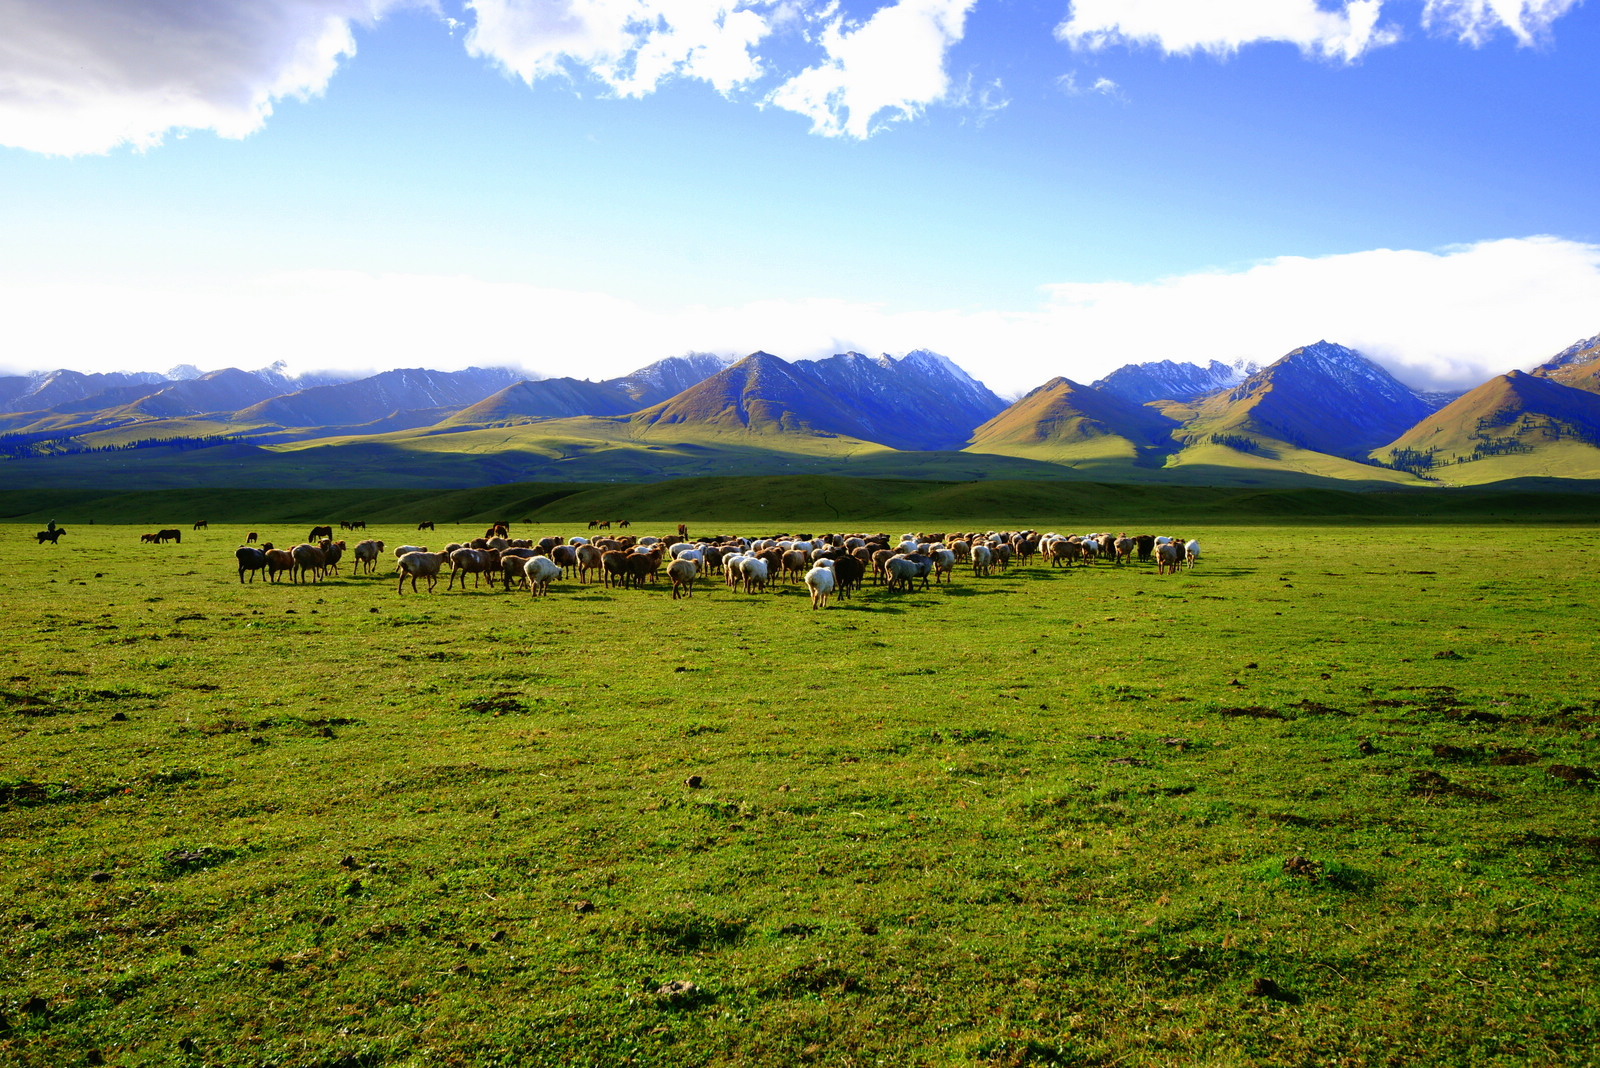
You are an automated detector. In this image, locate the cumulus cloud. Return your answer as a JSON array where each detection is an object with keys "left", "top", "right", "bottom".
[
  {"left": 1422, "top": 0, "right": 1581, "bottom": 46},
  {"left": 1057, "top": 0, "right": 1400, "bottom": 62},
  {"left": 0, "top": 0, "right": 405, "bottom": 156},
  {"left": 766, "top": 0, "right": 979, "bottom": 138},
  {"left": 2, "top": 238, "right": 1596, "bottom": 398},
  {"left": 464, "top": 0, "right": 773, "bottom": 97}
]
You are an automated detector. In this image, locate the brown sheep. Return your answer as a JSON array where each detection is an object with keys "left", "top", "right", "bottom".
[
  {"left": 448, "top": 548, "right": 501, "bottom": 590},
  {"left": 668, "top": 558, "right": 698, "bottom": 599},
  {"left": 264, "top": 548, "right": 295, "bottom": 583}
]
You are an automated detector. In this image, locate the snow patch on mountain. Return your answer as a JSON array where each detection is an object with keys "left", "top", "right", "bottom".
[{"left": 1092, "top": 358, "right": 1256, "bottom": 404}]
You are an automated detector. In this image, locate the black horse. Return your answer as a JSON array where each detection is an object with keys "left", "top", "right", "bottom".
[{"left": 35, "top": 529, "right": 65, "bottom": 544}]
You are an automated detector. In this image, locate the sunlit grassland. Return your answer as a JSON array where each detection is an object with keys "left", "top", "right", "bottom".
[{"left": 2, "top": 518, "right": 1597, "bottom": 1067}]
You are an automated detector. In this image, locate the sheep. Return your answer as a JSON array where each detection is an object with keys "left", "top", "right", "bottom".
[
  {"left": 576, "top": 543, "right": 603, "bottom": 583},
  {"left": 1114, "top": 535, "right": 1135, "bottom": 566},
  {"left": 448, "top": 548, "right": 501, "bottom": 590},
  {"left": 264, "top": 548, "right": 295, "bottom": 583},
  {"left": 393, "top": 544, "right": 428, "bottom": 559},
  {"left": 1154, "top": 541, "right": 1182, "bottom": 576},
  {"left": 884, "top": 554, "right": 921, "bottom": 592},
  {"left": 623, "top": 551, "right": 659, "bottom": 589},
  {"left": 291, "top": 542, "right": 326, "bottom": 584},
  {"left": 931, "top": 548, "right": 956, "bottom": 585},
  {"left": 352, "top": 539, "right": 385, "bottom": 575},
  {"left": 397, "top": 550, "right": 446, "bottom": 594},
  {"left": 870, "top": 548, "right": 896, "bottom": 585},
  {"left": 1134, "top": 534, "right": 1156, "bottom": 563},
  {"left": 601, "top": 550, "right": 631, "bottom": 588},
  {"left": 668, "top": 557, "right": 699, "bottom": 599},
  {"left": 550, "top": 543, "right": 578, "bottom": 577},
  {"left": 568, "top": 536, "right": 590, "bottom": 547},
  {"left": 804, "top": 561, "right": 836, "bottom": 609},
  {"left": 236, "top": 546, "right": 268, "bottom": 583},
  {"left": 501, "top": 555, "right": 530, "bottom": 591},
  {"left": 782, "top": 549, "right": 810, "bottom": 584},
  {"left": 523, "top": 554, "right": 561, "bottom": 597},
  {"left": 739, "top": 555, "right": 769, "bottom": 594},
  {"left": 321, "top": 539, "right": 346, "bottom": 575},
  {"left": 971, "top": 543, "right": 994, "bottom": 578},
  {"left": 1184, "top": 539, "right": 1201, "bottom": 570}
]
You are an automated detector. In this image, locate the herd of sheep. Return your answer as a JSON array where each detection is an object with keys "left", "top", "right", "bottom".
[{"left": 230, "top": 526, "right": 1202, "bottom": 607}]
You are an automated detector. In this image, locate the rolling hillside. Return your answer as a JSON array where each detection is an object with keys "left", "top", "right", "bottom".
[
  {"left": 965, "top": 377, "right": 1179, "bottom": 469},
  {"left": 1375, "top": 369, "right": 1600, "bottom": 481}
]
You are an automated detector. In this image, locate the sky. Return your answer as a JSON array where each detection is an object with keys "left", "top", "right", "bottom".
[{"left": 0, "top": 0, "right": 1597, "bottom": 396}]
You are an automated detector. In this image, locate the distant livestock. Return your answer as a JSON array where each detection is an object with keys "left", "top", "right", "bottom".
[
  {"left": 308, "top": 525, "right": 334, "bottom": 542},
  {"left": 35, "top": 529, "right": 65, "bottom": 544},
  {"left": 417, "top": 521, "right": 435, "bottom": 531},
  {"left": 156, "top": 529, "right": 182, "bottom": 544},
  {"left": 192, "top": 520, "right": 208, "bottom": 530}
]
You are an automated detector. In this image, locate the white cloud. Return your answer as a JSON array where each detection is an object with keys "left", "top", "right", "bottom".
[
  {"left": 0, "top": 0, "right": 405, "bottom": 156},
  {"left": 464, "top": 0, "right": 773, "bottom": 97},
  {"left": 766, "top": 0, "right": 978, "bottom": 138},
  {"left": 2, "top": 238, "right": 1596, "bottom": 399},
  {"left": 1057, "top": 0, "right": 1400, "bottom": 62},
  {"left": 1422, "top": 0, "right": 1581, "bottom": 46},
  {"left": 1058, "top": 71, "right": 1121, "bottom": 96}
]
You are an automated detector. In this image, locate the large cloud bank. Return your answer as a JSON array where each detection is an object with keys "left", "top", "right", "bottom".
[
  {"left": 0, "top": 0, "right": 1585, "bottom": 155},
  {"left": 0, "top": 0, "right": 982, "bottom": 154},
  {"left": 2, "top": 237, "right": 1595, "bottom": 397}
]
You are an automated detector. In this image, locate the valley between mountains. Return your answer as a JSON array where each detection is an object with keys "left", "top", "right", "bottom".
[{"left": 3, "top": 334, "right": 1599, "bottom": 490}]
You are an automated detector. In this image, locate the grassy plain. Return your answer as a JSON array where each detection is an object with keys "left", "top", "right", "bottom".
[{"left": 2, "top": 512, "right": 1598, "bottom": 1067}]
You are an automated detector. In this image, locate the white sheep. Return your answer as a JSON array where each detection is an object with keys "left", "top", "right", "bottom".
[
  {"left": 523, "top": 554, "right": 562, "bottom": 597},
  {"left": 804, "top": 562, "right": 836, "bottom": 609},
  {"left": 971, "top": 543, "right": 994, "bottom": 577},
  {"left": 1184, "top": 539, "right": 1201, "bottom": 570},
  {"left": 739, "top": 555, "right": 769, "bottom": 594}
]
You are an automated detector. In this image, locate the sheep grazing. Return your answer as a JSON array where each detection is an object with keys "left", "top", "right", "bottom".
[
  {"left": 352, "top": 539, "right": 385, "bottom": 575},
  {"left": 393, "top": 544, "right": 428, "bottom": 559},
  {"left": 601, "top": 550, "right": 631, "bottom": 588},
  {"left": 321, "top": 539, "right": 346, "bottom": 575},
  {"left": 291, "top": 542, "right": 327, "bottom": 584},
  {"left": 397, "top": 550, "right": 446, "bottom": 594},
  {"left": 971, "top": 543, "right": 994, "bottom": 578},
  {"left": 1114, "top": 535, "right": 1134, "bottom": 566},
  {"left": 884, "top": 554, "right": 921, "bottom": 592},
  {"left": 550, "top": 543, "right": 578, "bottom": 577},
  {"left": 501, "top": 555, "right": 530, "bottom": 591},
  {"left": 1154, "top": 541, "right": 1182, "bottom": 576},
  {"left": 668, "top": 557, "right": 699, "bottom": 599},
  {"left": 804, "top": 561, "right": 835, "bottom": 609},
  {"left": 930, "top": 548, "right": 956, "bottom": 585},
  {"left": 236, "top": 546, "right": 268, "bottom": 583},
  {"left": 448, "top": 548, "right": 501, "bottom": 591},
  {"left": 523, "top": 555, "right": 561, "bottom": 597},
  {"left": 1184, "top": 539, "right": 1201, "bottom": 570}
]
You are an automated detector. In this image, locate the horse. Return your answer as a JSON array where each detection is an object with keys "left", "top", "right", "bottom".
[
  {"left": 35, "top": 529, "right": 65, "bottom": 544},
  {"left": 192, "top": 520, "right": 208, "bottom": 530},
  {"left": 417, "top": 520, "right": 434, "bottom": 531}
]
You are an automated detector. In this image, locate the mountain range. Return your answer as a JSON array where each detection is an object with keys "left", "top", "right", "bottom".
[{"left": 3, "top": 334, "right": 1599, "bottom": 490}]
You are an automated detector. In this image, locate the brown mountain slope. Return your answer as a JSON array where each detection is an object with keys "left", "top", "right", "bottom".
[
  {"left": 1378, "top": 370, "right": 1600, "bottom": 469},
  {"left": 628, "top": 352, "right": 878, "bottom": 441},
  {"left": 967, "top": 377, "right": 1178, "bottom": 458}
]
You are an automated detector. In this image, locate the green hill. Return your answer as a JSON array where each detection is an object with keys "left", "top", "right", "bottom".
[{"left": 964, "top": 377, "right": 1179, "bottom": 468}]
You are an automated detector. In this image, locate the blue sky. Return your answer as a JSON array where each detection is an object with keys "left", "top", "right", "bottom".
[{"left": 1, "top": 0, "right": 1597, "bottom": 394}]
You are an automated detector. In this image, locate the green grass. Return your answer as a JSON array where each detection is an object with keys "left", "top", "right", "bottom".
[{"left": 2, "top": 516, "right": 1598, "bottom": 1066}]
